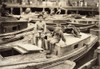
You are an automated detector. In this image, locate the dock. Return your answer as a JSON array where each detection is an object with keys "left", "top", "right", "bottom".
[{"left": 1, "top": 4, "right": 98, "bottom": 15}]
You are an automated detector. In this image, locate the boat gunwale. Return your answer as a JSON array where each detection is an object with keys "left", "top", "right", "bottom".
[{"left": 0, "top": 23, "right": 34, "bottom": 37}]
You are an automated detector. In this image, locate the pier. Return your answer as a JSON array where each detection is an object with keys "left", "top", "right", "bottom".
[{"left": 0, "top": 4, "right": 98, "bottom": 15}]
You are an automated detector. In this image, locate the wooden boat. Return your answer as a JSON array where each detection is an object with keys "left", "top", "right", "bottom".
[
  {"left": 0, "top": 31, "right": 98, "bottom": 69},
  {"left": 0, "top": 17, "right": 35, "bottom": 45},
  {"left": 11, "top": 14, "right": 98, "bottom": 30},
  {"left": 44, "top": 15, "right": 98, "bottom": 32},
  {"left": 67, "top": 17, "right": 98, "bottom": 26},
  {"left": 15, "top": 13, "right": 98, "bottom": 33},
  {"left": 65, "top": 17, "right": 99, "bottom": 32},
  {"left": 25, "top": 14, "right": 98, "bottom": 32}
]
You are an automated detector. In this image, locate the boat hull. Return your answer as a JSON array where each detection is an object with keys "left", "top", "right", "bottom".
[{"left": 0, "top": 34, "right": 98, "bottom": 69}]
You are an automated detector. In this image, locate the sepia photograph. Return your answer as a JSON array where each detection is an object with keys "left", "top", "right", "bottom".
[{"left": 0, "top": 0, "right": 99, "bottom": 69}]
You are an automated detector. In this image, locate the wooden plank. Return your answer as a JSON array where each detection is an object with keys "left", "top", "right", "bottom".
[
  {"left": 13, "top": 46, "right": 28, "bottom": 54},
  {"left": 14, "top": 43, "right": 43, "bottom": 51}
]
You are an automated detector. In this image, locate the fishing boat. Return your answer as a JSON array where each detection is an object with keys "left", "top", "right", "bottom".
[
  {"left": 0, "top": 16, "right": 35, "bottom": 45},
  {"left": 0, "top": 29, "right": 98, "bottom": 69},
  {"left": 67, "top": 17, "right": 98, "bottom": 26},
  {"left": 65, "top": 17, "right": 99, "bottom": 32},
  {"left": 26, "top": 14, "right": 98, "bottom": 32}
]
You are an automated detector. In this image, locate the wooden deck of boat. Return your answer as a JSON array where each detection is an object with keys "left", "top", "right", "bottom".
[
  {"left": 58, "top": 33, "right": 91, "bottom": 47},
  {"left": 0, "top": 33, "right": 98, "bottom": 69}
]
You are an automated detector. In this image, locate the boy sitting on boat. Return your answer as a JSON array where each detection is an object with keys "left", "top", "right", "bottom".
[
  {"left": 47, "top": 24, "right": 67, "bottom": 54},
  {"left": 63, "top": 24, "right": 81, "bottom": 37}
]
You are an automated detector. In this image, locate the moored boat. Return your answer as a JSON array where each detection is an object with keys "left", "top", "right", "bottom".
[
  {"left": 0, "top": 17, "right": 35, "bottom": 45},
  {"left": 11, "top": 13, "right": 98, "bottom": 33},
  {"left": 0, "top": 31, "right": 98, "bottom": 69},
  {"left": 66, "top": 18, "right": 98, "bottom": 33}
]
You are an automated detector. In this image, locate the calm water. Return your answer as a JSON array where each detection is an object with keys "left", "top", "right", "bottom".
[{"left": 74, "top": 42, "right": 99, "bottom": 69}]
